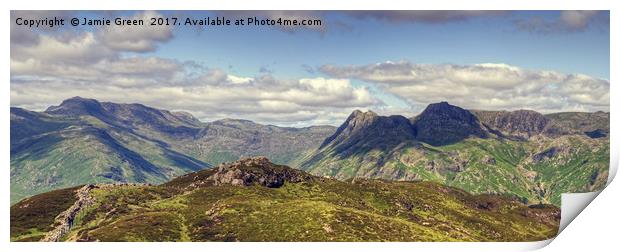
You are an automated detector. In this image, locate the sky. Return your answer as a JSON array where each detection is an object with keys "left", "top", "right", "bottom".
[{"left": 10, "top": 10, "right": 610, "bottom": 126}]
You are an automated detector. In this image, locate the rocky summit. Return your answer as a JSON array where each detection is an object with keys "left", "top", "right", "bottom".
[
  {"left": 45, "top": 97, "right": 107, "bottom": 117},
  {"left": 208, "top": 157, "right": 314, "bottom": 188},
  {"left": 318, "top": 110, "right": 416, "bottom": 153},
  {"left": 412, "top": 101, "right": 488, "bottom": 146}
]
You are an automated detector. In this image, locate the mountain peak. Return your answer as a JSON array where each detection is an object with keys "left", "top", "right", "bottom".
[
  {"left": 45, "top": 97, "right": 104, "bottom": 116},
  {"left": 413, "top": 102, "right": 487, "bottom": 146},
  {"left": 349, "top": 109, "right": 378, "bottom": 120},
  {"left": 335, "top": 110, "right": 381, "bottom": 134},
  {"left": 422, "top": 101, "right": 460, "bottom": 113},
  {"left": 317, "top": 109, "right": 415, "bottom": 151},
  {"left": 342, "top": 110, "right": 380, "bottom": 130},
  {"left": 59, "top": 96, "right": 100, "bottom": 106},
  {"left": 428, "top": 101, "right": 450, "bottom": 107},
  {"left": 65, "top": 96, "right": 93, "bottom": 101}
]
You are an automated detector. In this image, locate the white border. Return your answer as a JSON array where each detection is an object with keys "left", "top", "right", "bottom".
[{"left": 2, "top": 1, "right": 617, "bottom": 251}]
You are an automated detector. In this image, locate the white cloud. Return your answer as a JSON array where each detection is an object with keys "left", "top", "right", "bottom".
[
  {"left": 99, "top": 11, "right": 173, "bottom": 52},
  {"left": 227, "top": 75, "right": 254, "bottom": 84},
  {"left": 10, "top": 11, "right": 378, "bottom": 126},
  {"left": 10, "top": 10, "right": 609, "bottom": 127},
  {"left": 11, "top": 73, "right": 379, "bottom": 126},
  {"left": 320, "top": 61, "right": 609, "bottom": 113},
  {"left": 11, "top": 10, "right": 174, "bottom": 65},
  {"left": 10, "top": 22, "right": 379, "bottom": 126},
  {"left": 11, "top": 32, "right": 112, "bottom": 64}
]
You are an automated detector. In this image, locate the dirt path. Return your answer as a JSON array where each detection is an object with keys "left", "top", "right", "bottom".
[{"left": 41, "top": 184, "right": 97, "bottom": 242}]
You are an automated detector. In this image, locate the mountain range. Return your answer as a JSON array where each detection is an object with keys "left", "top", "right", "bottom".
[
  {"left": 10, "top": 97, "right": 334, "bottom": 203},
  {"left": 302, "top": 102, "right": 609, "bottom": 205},
  {"left": 10, "top": 97, "right": 609, "bottom": 205}
]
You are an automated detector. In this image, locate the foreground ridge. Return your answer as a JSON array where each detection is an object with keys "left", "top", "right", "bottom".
[{"left": 11, "top": 157, "right": 561, "bottom": 242}]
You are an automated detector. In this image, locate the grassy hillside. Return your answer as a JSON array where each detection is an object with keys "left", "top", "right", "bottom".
[
  {"left": 304, "top": 135, "right": 608, "bottom": 206},
  {"left": 10, "top": 158, "right": 559, "bottom": 242}
]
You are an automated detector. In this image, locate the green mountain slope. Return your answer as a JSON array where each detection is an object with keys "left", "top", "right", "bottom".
[
  {"left": 10, "top": 122, "right": 207, "bottom": 202},
  {"left": 10, "top": 97, "right": 335, "bottom": 203},
  {"left": 10, "top": 158, "right": 559, "bottom": 242},
  {"left": 301, "top": 102, "right": 609, "bottom": 205}
]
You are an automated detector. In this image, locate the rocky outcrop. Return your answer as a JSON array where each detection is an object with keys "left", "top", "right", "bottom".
[
  {"left": 481, "top": 156, "right": 497, "bottom": 165},
  {"left": 473, "top": 110, "right": 551, "bottom": 138},
  {"left": 41, "top": 184, "right": 97, "bottom": 242},
  {"left": 208, "top": 157, "right": 314, "bottom": 188},
  {"left": 474, "top": 110, "right": 612, "bottom": 139},
  {"left": 545, "top": 111, "right": 609, "bottom": 136},
  {"left": 523, "top": 204, "right": 561, "bottom": 226},
  {"left": 530, "top": 146, "right": 572, "bottom": 163}
]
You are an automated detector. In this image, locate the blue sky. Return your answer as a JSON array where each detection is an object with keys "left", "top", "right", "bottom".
[
  {"left": 10, "top": 10, "right": 610, "bottom": 126},
  {"left": 152, "top": 10, "right": 609, "bottom": 79}
]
